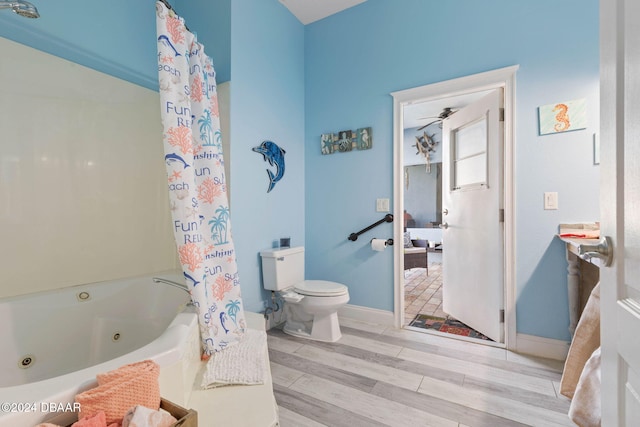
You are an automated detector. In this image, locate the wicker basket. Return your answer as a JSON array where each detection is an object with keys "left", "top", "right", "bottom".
[{"left": 161, "top": 399, "right": 197, "bottom": 427}]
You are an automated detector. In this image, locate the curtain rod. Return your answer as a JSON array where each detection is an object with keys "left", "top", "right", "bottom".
[
  {"left": 158, "top": 0, "right": 174, "bottom": 12},
  {"left": 157, "top": 0, "right": 191, "bottom": 32}
]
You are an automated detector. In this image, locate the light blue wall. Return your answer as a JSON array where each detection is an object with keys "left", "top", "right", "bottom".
[
  {"left": 305, "top": 0, "right": 599, "bottom": 341},
  {"left": 229, "top": 0, "right": 305, "bottom": 312},
  {"left": 404, "top": 164, "right": 440, "bottom": 228},
  {"left": 176, "top": 0, "right": 231, "bottom": 83}
]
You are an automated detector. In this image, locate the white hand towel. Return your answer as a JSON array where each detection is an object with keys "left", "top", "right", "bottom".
[
  {"left": 122, "top": 405, "right": 177, "bottom": 427},
  {"left": 201, "top": 329, "right": 267, "bottom": 389}
]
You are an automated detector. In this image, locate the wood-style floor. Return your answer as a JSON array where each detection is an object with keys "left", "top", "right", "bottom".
[{"left": 268, "top": 317, "right": 572, "bottom": 427}]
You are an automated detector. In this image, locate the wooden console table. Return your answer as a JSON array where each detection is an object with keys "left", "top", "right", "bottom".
[{"left": 557, "top": 236, "right": 600, "bottom": 335}]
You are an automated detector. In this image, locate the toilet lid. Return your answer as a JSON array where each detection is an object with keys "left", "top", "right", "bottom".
[{"left": 294, "top": 280, "right": 348, "bottom": 297}]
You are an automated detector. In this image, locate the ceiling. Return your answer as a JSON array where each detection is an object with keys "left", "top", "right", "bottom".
[
  {"left": 279, "top": 0, "right": 367, "bottom": 24},
  {"left": 403, "top": 90, "right": 493, "bottom": 130}
]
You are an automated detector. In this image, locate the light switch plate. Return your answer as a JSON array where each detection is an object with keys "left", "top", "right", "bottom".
[
  {"left": 376, "top": 198, "right": 390, "bottom": 212},
  {"left": 544, "top": 192, "right": 558, "bottom": 210}
]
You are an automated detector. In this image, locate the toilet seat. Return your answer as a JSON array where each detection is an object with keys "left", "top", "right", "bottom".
[{"left": 294, "top": 280, "right": 348, "bottom": 297}]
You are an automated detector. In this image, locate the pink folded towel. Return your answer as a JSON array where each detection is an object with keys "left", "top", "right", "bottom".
[
  {"left": 121, "top": 405, "right": 177, "bottom": 427},
  {"left": 75, "top": 360, "right": 161, "bottom": 425}
]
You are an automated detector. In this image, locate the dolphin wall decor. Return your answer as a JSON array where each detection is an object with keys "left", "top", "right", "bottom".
[{"left": 252, "top": 140, "right": 286, "bottom": 193}]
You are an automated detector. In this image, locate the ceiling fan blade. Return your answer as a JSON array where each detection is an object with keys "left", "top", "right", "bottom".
[{"left": 417, "top": 119, "right": 440, "bottom": 131}]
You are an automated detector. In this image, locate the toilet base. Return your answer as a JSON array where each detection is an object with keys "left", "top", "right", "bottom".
[
  {"left": 283, "top": 311, "right": 343, "bottom": 342},
  {"left": 282, "top": 324, "right": 313, "bottom": 340},
  {"left": 280, "top": 290, "right": 349, "bottom": 343}
]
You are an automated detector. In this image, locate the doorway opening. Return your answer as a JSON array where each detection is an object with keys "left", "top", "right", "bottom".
[
  {"left": 391, "top": 66, "right": 518, "bottom": 350},
  {"left": 402, "top": 91, "right": 493, "bottom": 343}
]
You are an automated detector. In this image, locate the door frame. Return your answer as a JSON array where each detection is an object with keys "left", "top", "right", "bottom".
[{"left": 391, "top": 65, "right": 518, "bottom": 350}]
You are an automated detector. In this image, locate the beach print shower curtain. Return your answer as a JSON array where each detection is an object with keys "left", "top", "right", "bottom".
[{"left": 156, "top": 1, "right": 245, "bottom": 356}]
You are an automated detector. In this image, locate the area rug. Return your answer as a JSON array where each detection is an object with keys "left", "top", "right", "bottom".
[{"left": 409, "top": 314, "right": 493, "bottom": 341}]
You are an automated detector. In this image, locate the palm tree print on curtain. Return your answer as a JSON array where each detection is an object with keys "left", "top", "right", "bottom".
[
  {"left": 209, "top": 205, "right": 230, "bottom": 244},
  {"left": 156, "top": 0, "right": 245, "bottom": 357}
]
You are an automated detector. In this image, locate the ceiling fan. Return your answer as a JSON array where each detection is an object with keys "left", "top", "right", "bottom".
[{"left": 416, "top": 107, "right": 458, "bottom": 131}]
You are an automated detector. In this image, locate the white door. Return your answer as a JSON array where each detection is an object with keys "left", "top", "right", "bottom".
[
  {"left": 600, "top": 0, "right": 640, "bottom": 423},
  {"left": 441, "top": 89, "right": 504, "bottom": 343}
]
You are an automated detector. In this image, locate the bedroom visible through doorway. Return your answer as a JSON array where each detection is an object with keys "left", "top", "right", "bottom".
[
  {"left": 391, "top": 66, "right": 518, "bottom": 349},
  {"left": 402, "top": 90, "right": 499, "bottom": 344}
]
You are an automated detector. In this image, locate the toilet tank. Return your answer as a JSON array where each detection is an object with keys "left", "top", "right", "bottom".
[{"left": 259, "top": 246, "right": 305, "bottom": 291}]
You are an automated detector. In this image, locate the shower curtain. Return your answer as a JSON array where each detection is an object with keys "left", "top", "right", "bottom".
[{"left": 156, "top": 0, "right": 245, "bottom": 356}]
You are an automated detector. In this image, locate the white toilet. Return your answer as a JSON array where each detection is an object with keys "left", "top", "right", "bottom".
[{"left": 260, "top": 246, "right": 349, "bottom": 342}]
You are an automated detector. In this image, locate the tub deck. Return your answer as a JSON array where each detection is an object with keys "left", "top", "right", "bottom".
[{"left": 160, "top": 311, "right": 279, "bottom": 426}]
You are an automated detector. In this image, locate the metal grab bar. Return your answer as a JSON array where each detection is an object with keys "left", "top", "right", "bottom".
[
  {"left": 348, "top": 214, "right": 394, "bottom": 241},
  {"left": 152, "top": 277, "right": 190, "bottom": 293}
]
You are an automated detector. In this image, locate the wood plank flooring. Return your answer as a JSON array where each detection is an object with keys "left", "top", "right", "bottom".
[{"left": 268, "top": 318, "right": 572, "bottom": 427}]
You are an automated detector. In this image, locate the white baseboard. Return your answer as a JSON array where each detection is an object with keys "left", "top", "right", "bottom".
[
  {"left": 516, "top": 333, "right": 570, "bottom": 361},
  {"left": 338, "top": 304, "right": 395, "bottom": 327}
]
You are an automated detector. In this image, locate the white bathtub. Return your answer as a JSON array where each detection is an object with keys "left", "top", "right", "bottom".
[{"left": 0, "top": 273, "right": 198, "bottom": 427}]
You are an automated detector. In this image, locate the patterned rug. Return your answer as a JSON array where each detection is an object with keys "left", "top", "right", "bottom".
[{"left": 409, "top": 314, "right": 493, "bottom": 341}]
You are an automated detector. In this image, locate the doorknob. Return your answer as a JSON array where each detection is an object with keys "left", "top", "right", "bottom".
[
  {"left": 440, "top": 222, "right": 449, "bottom": 229},
  {"left": 577, "top": 236, "right": 613, "bottom": 267},
  {"left": 443, "top": 208, "right": 449, "bottom": 216}
]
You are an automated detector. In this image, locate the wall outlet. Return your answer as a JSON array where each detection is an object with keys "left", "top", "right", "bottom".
[
  {"left": 376, "top": 198, "right": 390, "bottom": 212},
  {"left": 544, "top": 192, "right": 558, "bottom": 210}
]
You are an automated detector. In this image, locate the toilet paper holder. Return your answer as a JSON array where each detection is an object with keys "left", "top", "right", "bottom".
[{"left": 372, "top": 238, "right": 394, "bottom": 246}]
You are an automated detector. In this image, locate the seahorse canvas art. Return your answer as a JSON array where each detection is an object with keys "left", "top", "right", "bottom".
[{"left": 538, "top": 98, "right": 587, "bottom": 135}]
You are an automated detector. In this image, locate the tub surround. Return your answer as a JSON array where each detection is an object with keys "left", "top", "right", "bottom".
[{"left": 0, "top": 36, "right": 178, "bottom": 301}]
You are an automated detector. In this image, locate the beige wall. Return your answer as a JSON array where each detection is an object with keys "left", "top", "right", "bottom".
[{"left": 0, "top": 38, "right": 179, "bottom": 298}]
